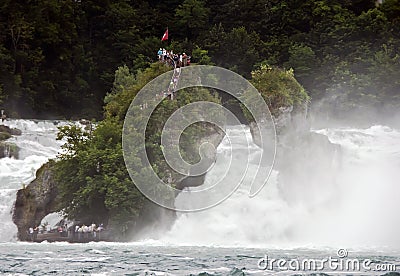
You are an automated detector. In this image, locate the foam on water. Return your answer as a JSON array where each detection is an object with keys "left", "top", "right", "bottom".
[
  {"left": 1, "top": 119, "right": 399, "bottom": 253},
  {"left": 0, "top": 119, "right": 70, "bottom": 241},
  {"left": 153, "top": 125, "right": 400, "bottom": 249}
]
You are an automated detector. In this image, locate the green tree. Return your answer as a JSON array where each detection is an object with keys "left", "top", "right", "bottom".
[
  {"left": 175, "top": 0, "right": 210, "bottom": 39},
  {"left": 56, "top": 119, "right": 145, "bottom": 231},
  {"left": 380, "top": 0, "right": 400, "bottom": 22},
  {"left": 191, "top": 46, "right": 213, "bottom": 65},
  {"left": 203, "top": 26, "right": 262, "bottom": 76},
  {"left": 367, "top": 44, "right": 400, "bottom": 110},
  {"left": 55, "top": 62, "right": 222, "bottom": 237},
  {"left": 106, "top": 65, "right": 136, "bottom": 102},
  {"left": 243, "top": 64, "right": 310, "bottom": 118},
  {"left": 104, "top": 62, "right": 171, "bottom": 120},
  {"left": 285, "top": 43, "right": 318, "bottom": 80}
]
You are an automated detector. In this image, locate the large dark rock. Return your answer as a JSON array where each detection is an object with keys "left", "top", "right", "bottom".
[
  {"left": 0, "top": 125, "right": 11, "bottom": 134},
  {"left": 0, "top": 125, "right": 21, "bottom": 159},
  {"left": 175, "top": 126, "right": 225, "bottom": 190},
  {"left": 0, "top": 142, "right": 19, "bottom": 158},
  {"left": 10, "top": 128, "right": 22, "bottom": 136},
  {"left": 0, "top": 125, "right": 22, "bottom": 137},
  {"left": 0, "top": 132, "right": 11, "bottom": 141},
  {"left": 12, "top": 162, "right": 60, "bottom": 241}
]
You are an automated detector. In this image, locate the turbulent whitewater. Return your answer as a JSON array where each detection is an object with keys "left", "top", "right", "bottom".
[
  {"left": 155, "top": 125, "right": 400, "bottom": 249},
  {"left": 0, "top": 120, "right": 399, "bottom": 274},
  {"left": 0, "top": 120, "right": 66, "bottom": 241},
  {"left": 0, "top": 120, "right": 399, "bottom": 249}
]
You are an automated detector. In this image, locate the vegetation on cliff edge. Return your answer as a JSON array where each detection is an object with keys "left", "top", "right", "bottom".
[{"left": 54, "top": 62, "right": 222, "bottom": 236}]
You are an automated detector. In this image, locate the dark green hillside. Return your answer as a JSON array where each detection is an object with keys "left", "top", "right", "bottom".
[{"left": 0, "top": 0, "right": 399, "bottom": 119}]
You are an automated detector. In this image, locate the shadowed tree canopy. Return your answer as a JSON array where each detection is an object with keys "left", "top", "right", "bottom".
[{"left": 0, "top": 0, "right": 398, "bottom": 119}]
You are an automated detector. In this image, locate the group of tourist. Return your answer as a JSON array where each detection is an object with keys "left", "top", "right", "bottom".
[
  {"left": 157, "top": 48, "right": 191, "bottom": 68},
  {"left": 28, "top": 222, "right": 69, "bottom": 238},
  {"left": 74, "top": 223, "right": 104, "bottom": 239},
  {"left": 27, "top": 222, "right": 105, "bottom": 241},
  {"left": 138, "top": 48, "right": 192, "bottom": 109}
]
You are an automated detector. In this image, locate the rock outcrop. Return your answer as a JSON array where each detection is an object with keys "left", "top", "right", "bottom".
[
  {"left": 0, "top": 125, "right": 21, "bottom": 159},
  {"left": 276, "top": 128, "right": 342, "bottom": 205},
  {"left": 12, "top": 162, "right": 60, "bottom": 241},
  {"left": 0, "top": 125, "right": 22, "bottom": 136},
  {"left": 249, "top": 103, "right": 342, "bottom": 206},
  {"left": 0, "top": 132, "right": 11, "bottom": 141},
  {"left": 0, "top": 142, "right": 19, "bottom": 159},
  {"left": 176, "top": 126, "right": 225, "bottom": 190},
  {"left": 12, "top": 161, "right": 179, "bottom": 241},
  {"left": 12, "top": 124, "right": 225, "bottom": 241}
]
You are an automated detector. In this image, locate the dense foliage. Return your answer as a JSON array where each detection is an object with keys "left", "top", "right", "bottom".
[
  {"left": 55, "top": 62, "right": 222, "bottom": 235},
  {"left": 0, "top": 0, "right": 399, "bottom": 118},
  {"left": 249, "top": 65, "right": 310, "bottom": 117}
]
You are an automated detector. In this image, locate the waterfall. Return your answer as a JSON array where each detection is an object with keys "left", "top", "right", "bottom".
[
  {"left": 0, "top": 120, "right": 67, "bottom": 241},
  {"left": 155, "top": 125, "right": 400, "bottom": 249},
  {"left": 2, "top": 120, "right": 398, "bottom": 247}
]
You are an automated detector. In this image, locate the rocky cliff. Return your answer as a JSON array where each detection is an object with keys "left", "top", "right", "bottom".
[
  {"left": 12, "top": 162, "right": 60, "bottom": 241},
  {"left": 175, "top": 126, "right": 225, "bottom": 190}
]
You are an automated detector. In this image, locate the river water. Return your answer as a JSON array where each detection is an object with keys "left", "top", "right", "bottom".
[
  {"left": 0, "top": 242, "right": 399, "bottom": 275},
  {"left": 0, "top": 120, "right": 399, "bottom": 275}
]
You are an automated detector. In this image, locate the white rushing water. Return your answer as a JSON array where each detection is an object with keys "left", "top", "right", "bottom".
[
  {"left": 0, "top": 120, "right": 398, "bottom": 275},
  {"left": 156, "top": 125, "right": 400, "bottom": 249},
  {"left": 1, "top": 120, "right": 399, "bottom": 250},
  {"left": 0, "top": 120, "right": 66, "bottom": 241}
]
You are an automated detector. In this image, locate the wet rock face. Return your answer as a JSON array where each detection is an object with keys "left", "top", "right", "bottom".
[
  {"left": 0, "top": 132, "right": 11, "bottom": 141},
  {"left": 0, "top": 142, "right": 19, "bottom": 158},
  {"left": 12, "top": 162, "right": 177, "bottom": 242},
  {"left": 175, "top": 126, "right": 225, "bottom": 190},
  {"left": 12, "top": 162, "right": 59, "bottom": 241},
  {"left": 0, "top": 125, "right": 22, "bottom": 137},
  {"left": 0, "top": 124, "right": 21, "bottom": 158},
  {"left": 249, "top": 104, "right": 342, "bottom": 206}
]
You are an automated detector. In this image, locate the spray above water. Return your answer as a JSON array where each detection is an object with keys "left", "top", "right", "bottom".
[
  {"left": 119, "top": 63, "right": 399, "bottom": 249},
  {"left": 148, "top": 125, "right": 400, "bottom": 249},
  {"left": 0, "top": 119, "right": 398, "bottom": 249}
]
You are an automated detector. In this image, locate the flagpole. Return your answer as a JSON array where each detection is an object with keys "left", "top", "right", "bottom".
[{"left": 166, "top": 27, "right": 169, "bottom": 48}]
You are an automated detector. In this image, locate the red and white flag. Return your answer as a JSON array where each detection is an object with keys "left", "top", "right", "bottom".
[{"left": 161, "top": 29, "right": 168, "bottom": 41}]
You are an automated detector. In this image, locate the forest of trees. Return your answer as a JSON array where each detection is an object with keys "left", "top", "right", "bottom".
[
  {"left": 3, "top": 0, "right": 399, "bottom": 238},
  {"left": 0, "top": 0, "right": 399, "bottom": 119}
]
